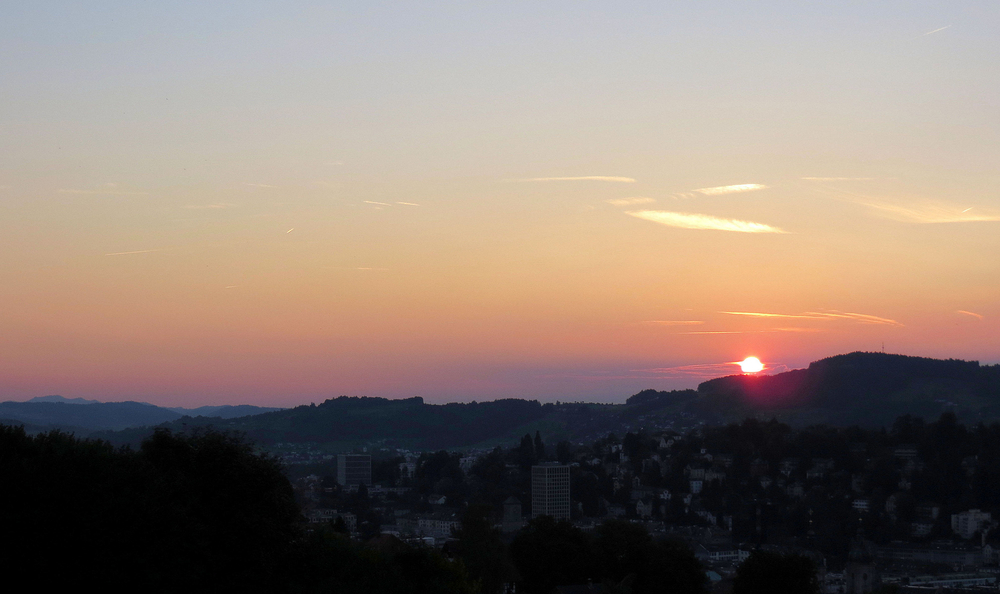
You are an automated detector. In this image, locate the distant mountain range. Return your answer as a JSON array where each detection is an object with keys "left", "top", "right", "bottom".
[
  {"left": 5, "top": 352, "right": 999, "bottom": 448},
  {"left": 0, "top": 395, "right": 283, "bottom": 434}
]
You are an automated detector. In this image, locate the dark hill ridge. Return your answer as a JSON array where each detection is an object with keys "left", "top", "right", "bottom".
[
  {"left": 694, "top": 352, "right": 1000, "bottom": 426},
  {"left": 13, "top": 352, "right": 1000, "bottom": 448},
  {"left": 140, "top": 396, "right": 553, "bottom": 450}
]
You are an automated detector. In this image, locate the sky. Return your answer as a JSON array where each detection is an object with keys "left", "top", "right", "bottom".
[{"left": 1, "top": 2, "right": 998, "bottom": 407}]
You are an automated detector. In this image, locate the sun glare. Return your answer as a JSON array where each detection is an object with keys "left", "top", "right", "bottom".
[{"left": 739, "top": 357, "right": 764, "bottom": 373}]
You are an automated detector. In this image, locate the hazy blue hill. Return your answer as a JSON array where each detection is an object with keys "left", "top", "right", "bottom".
[
  {"left": 168, "top": 404, "right": 285, "bottom": 418},
  {"left": 0, "top": 398, "right": 284, "bottom": 435},
  {"left": 694, "top": 351, "right": 1000, "bottom": 426},
  {"left": 29, "top": 395, "right": 100, "bottom": 404},
  {"left": 0, "top": 400, "right": 182, "bottom": 432}
]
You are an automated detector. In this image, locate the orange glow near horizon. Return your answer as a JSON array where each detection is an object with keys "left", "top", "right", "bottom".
[{"left": 0, "top": 5, "right": 998, "bottom": 407}]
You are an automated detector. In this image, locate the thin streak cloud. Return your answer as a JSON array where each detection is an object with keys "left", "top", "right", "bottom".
[
  {"left": 800, "top": 177, "right": 874, "bottom": 181},
  {"left": 627, "top": 210, "right": 787, "bottom": 233},
  {"left": 509, "top": 176, "right": 636, "bottom": 183},
  {"left": 957, "top": 310, "right": 984, "bottom": 320},
  {"left": 722, "top": 310, "right": 902, "bottom": 326},
  {"left": 721, "top": 311, "right": 824, "bottom": 320},
  {"left": 694, "top": 184, "right": 767, "bottom": 196},
  {"left": 806, "top": 311, "right": 903, "bottom": 326},
  {"left": 923, "top": 25, "right": 951, "bottom": 36},
  {"left": 364, "top": 201, "right": 392, "bottom": 206},
  {"left": 396, "top": 202, "right": 421, "bottom": 206},
  {"left": 679, "top": 328, "right": 823, "bottom": 335},
  {"left": 60, "top": 189, "right": 149, "bottom": 196},
  {"left": 183, "top": 203, "right": 235, "bottom": 209},
  {"left": 857, "top": 200, "right": 1000, "bottom": 224},
  {"left": 105, "top": 249, "right": 162, "bottom": 256},
  {"left": 608, "top": 197, "right": 655, "bottom": 206}
]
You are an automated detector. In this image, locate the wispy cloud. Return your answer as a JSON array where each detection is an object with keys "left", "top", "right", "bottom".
[
  {"left": 721, "top": 310, "right": 903, "bottom": 326},
  {"left": 800, "top": 177, "right": 874, "bottom": 181},
  {"left": 105, "top": 249, "right": 162, "bottom": 256},
  {"left": 396, "top": 201, "right": 421, "bottom": 206},
  {"left": 721, "top": 311, "right": 823, "bottom": 320},
  {"left": 183, "top": 203, "right": 235, "bottom": 209},
  {"left": 245, "top": 183, "right": 278, "bottom": 188},
  {"left": 636, "top": 360, "right": 790, "bottom": 378},
  {"left": 634, "top": 363, "right": 740, "bottom": 378},
  {"left": 364, "top": 201, "right": 392, "bottom": 206},
  {"left": 643, "top": 320, "right": 704, "bottom": 326},
  {"left": 807, "top": 311, "right": 903, "bottom": 326},
  {"left": 509, "top": 176, "right": 636, "bottom": 183},
  {"left": 923, "top": 25, "right": 951, "bottom": 36},
  {"left": 694, "top": 184, "right": 767, "bottom": 196},
  {"left": 607, "top": 197, "right": 655, "bottom": 206},
  {"left": 957, "top": 310, "right": 984, "bottom": 320},
  {"left": 679, "top": 327, "right": 823, "bottom": 335},
  {"left": 627, "top": 210, "right": 787, "bottom": 233},
  {"left": 857, "top": 200, "right": 1000, "bottom": 224},
  {"left": 286, "top": 228, "right": 295, "bottom": 233},
  {"left": 60, "top": 189, "right": 149, "bottom": 196}
]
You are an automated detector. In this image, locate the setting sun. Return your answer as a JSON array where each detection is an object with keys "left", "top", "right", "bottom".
[{"left": 739, "top": 357, "right": 764, "bottom": 373}]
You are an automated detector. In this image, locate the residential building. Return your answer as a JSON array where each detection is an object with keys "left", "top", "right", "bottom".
[{"left": 953, "top": 509, "right": 992, "bottom": 539}]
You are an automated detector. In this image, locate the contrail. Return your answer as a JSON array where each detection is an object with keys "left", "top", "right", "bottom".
[
  {"left": 923, "top": 25, "right": 951, "bottom": 36},
  {"left": 105, "top": 249, "right": 161, "bottom": 256},
  {"left": 509, "top": 176, "right": 636, "bottom": 183}
]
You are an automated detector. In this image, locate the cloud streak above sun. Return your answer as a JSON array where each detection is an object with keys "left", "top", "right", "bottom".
[
  {"left": 509, "top": 176, "right": 636, "bottom": 183},
  {"left": 722, "top": 310, "right": 903, "bottom": 326},
  {"left": 694, "top": 184, "right": 767, "bottom": 196},
  {"left": 856, "top": 200, "right": 1000, "bottom": 224},
  {"left": 607, "top": 197, "right": 655, "bottom": 206},
  {"left": 957, "top": 310, "right": 984, "bottom": 320},
  {"left": 626, "top": 210, "right": 786, "bottom": 233}
]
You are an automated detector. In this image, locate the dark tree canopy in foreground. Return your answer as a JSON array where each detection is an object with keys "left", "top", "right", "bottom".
[
  {"left": 510, "top": 517, "right": 708, "bottom": 594},
  {"left": 732, "top": 551, "right": 819, "bottom": 594},
  {"left": 0, "top": 426, "right": 474, "bottom": 593}
]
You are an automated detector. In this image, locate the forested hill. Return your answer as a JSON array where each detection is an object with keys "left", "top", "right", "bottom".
[
  {"left": 694, "top": 352, "right": 1000, "bottom": 427},
  {"left": 38, "top": 352, "right": 1000, "bottom": 449}
]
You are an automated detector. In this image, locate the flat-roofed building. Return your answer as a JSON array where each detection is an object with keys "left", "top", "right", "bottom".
[
  {"left": 337, "top": 454, "right": 372, "bottom": 488},
  {"left": 532, "top": 464, "right": 570, "bottom": 520}
]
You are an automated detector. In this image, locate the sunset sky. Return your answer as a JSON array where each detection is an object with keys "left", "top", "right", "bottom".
[{"left": 2, "top": 3, "right": 998, "bottom": 407}]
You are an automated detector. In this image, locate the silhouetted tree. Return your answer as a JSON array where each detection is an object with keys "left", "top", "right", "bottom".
[
  {"left": 453, "top": 505, "right": 518, "bottom": 594},
  {"left": 511, "top": 516, "right": 598, "bottom": 593},
  {"left": 733, "top": 551, "right": 819, "bottom": 594}
]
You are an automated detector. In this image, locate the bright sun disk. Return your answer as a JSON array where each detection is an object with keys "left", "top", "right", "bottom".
[{"left": 739, "top": 357, "right": 764, "bottom": 373}]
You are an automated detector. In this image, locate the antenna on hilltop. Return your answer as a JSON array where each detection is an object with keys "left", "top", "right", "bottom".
[{"left": 882, "top": 342, "right": 885, "bottom": 353}]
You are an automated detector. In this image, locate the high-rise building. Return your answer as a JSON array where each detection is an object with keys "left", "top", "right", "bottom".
[
  {"left": 532, "top": 463, "right": 570, "bottom": 520},
  {"left": 337, "top": 454, "right": 372, "bottom": 488}
]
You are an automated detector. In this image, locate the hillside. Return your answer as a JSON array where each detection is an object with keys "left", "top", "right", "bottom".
[
  {"left": 693, "top": 351, "right": 1000, "bottom": 426},
  {"left": 27, "top": 352, "right": 1000, "bottom": 450}
]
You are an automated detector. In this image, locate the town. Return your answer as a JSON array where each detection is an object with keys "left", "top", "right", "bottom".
[{"left": 289, "top": 412, "right": 1000, "bottom": 592}]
